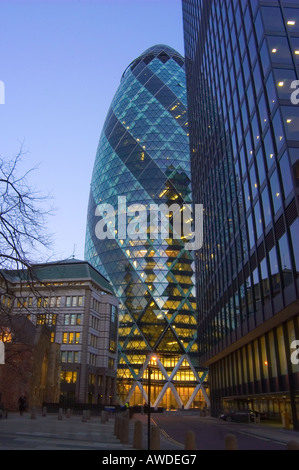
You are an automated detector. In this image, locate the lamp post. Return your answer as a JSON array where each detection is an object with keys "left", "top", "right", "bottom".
[{"left": 147, "top": 354, "right": 157, "bottom": 450}]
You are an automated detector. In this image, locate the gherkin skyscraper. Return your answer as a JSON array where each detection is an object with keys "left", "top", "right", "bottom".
[{"left": 85, "top": 45, "right": 209, "bottom": 409}]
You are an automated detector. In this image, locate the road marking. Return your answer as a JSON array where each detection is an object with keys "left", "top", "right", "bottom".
[{"left": 151, "top": 417, "right": 184, "bottom": 448}]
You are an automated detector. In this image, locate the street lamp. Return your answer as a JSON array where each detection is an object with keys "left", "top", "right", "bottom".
[{"left": 147, "top": 354, "right": 157, "bottom": 450}]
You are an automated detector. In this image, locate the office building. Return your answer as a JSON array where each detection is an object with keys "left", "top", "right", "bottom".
[
  {"left": 182, "top": 0, "right": 299, "bottom": 427},
  {"left": 0, "top": 259, "right": 118, "bottom": 405},
  {"left": 85, "top": 45, "right": 209, "bottom": 409}
]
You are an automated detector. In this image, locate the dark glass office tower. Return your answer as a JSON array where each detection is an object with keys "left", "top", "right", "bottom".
[
  {"left": 85, "top": 45, "right": 209, "bottom": 409},
  {"left": 183, "top": 0, "right": 299, "bottom": 427}
]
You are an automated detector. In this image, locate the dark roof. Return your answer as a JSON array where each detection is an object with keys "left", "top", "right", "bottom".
[
  {"left": 141, "top": 44, "right": 184, "bottom": 58},
  {"left": 122, "top": 44, "right": 184, "bottom": 79},
  {"left": 1, "top": 259, "right": 114, "bottom": 295}
]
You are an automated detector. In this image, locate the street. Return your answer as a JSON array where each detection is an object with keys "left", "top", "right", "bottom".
[{"left": 146, "top": 413, "right": 292, "bottom": 450}]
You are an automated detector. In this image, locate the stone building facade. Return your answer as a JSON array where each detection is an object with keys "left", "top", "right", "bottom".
[
  {"left": 0, "top": 316, "right": 60, "bottom": 410},
  {"left": 0, "top": 259, "right": 119, "bottom": 408}
]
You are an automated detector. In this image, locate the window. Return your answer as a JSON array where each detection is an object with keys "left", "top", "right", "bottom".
[
  {"left": 251, "top": 113, "right": 260, "bottom": 149},
  {"left": 291, "top": 37, "right": 299, "bottom": 63},
  {"left": 37, "top": 314, "right": 57, "bottom": 325},
  {"left": 62, "top": 332, "right": 80, "bottom": 344},
  {"left": 253, "top": 267, "right": 261, "bottom": 308},
  {"left": 244, "top": 177, "right": 251, "bottom": 211},
  {"left": 254, "top": 200, "right": 263, "bottom": 239},
  {"left": 247, "top": 213, "right": 255, "bottom": 249},
  {"left": 258, "top": 93, "right": 268, "bottom": 131},
  {"left": 261, "top": 257, "right": 270, "bottom": 301},
  {"left": 266, "top": 72, "right": 277, "bottom": 111},
  {"left": 270, "top": 170, "right": 282, "bottom": 213},
  {"left": 277, "top": 326, "right": 287, "bottom": 375},
  {"left": 250, "top": 164, "right": 258, "bottom": 199},
  {"left": 269, "top": 246, "right": 281, "bottom": 293},
  {"left": 274, "top": 68, "right": 297, "bottom": 99},
  {"left": 261, "top": 7, "right": 285, "bottom": 32},
  {"left": 60, "top": 371, "right": 77, "bottom": 384},
  {"left": 278, "top": 233, "right": 293, "bottom": 287},
  {"left": 290, "top": 219, "right": 299, "bottom": 276},
  {"left": 110, "top": 305, "right": 118, "bottom": 353},
  {"left": 49, "top": 296, "right": 61, "bottom": 308},
  {"left": 279, "top": 151, "right": 293, "bottom": 198},
  {"left": 267, "top": 36, "right": 293, "bottom": 65},
  {"left": 285, "top": 8, "right": 299, "bottom": 34},
  {"left": 256, "top": 147, "right": 266, "bottom": 185},
  {"left": 65, "top": 296, "right": 84, "bottom": 308},
  {"left": 264, "top": 129, "right": 276, "bottom": 169},
  {"left": 272, "top": 110, "right": 285, "bottom": 152},
  {"left": 61, "top": 351, "right": 79, "bottom": 363},
  {"left": 281, "top": 106, "right": 299, "bottom": 141},
  {"left": 289, "top": 148, "right": 299, "bottom": 187},
  {"left": 253, "top": 62, "right": 262, "bottom": 97},
  {"left": 260, "top": 39, "right": 270, "bottom": 76}
]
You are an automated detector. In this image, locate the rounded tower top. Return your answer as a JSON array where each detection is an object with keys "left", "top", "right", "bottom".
[
  {"left": 140, "top": 44, "right": 184, "bottom": 58},
  {"left": 122, "top": 44, "right": 184, "bottom": 79}
]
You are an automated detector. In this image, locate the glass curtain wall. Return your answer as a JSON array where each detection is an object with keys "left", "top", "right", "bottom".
[
  {"left": 85, "top": 45, "right": 209, "bottom": 409},
  {"left": 182, "top": 0, "right": 299, "bottom": 425}
]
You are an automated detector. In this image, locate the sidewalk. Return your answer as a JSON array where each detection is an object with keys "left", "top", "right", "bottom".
[
  {"left": 0, "top": 411, "right": 130, "bottom": 450},
  {"left": 0, "top": 410, "right": 182, "bottom": 450},
  {"left": 1, "top": 410, "right": 299, "bottom": 450}
]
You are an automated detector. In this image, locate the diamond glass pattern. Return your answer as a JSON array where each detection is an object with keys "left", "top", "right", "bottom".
[{"left": 85, "top": 45, "right": 208, "bottom": 409}]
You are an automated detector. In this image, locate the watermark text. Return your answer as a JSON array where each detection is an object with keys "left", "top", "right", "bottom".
[
  {"left": 291, "top": 80, "right": 299, "bottom": 105},
  {"left": 291, "top": 340, "right": 299, "bottom": 365},
  {"left": 94, "top": 196, "right": 203, "bottom": 250}
]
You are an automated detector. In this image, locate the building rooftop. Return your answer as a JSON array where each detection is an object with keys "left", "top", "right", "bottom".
[
  {"left": 122, "top": 44, "right": 184, "bottom": 79},
  {"left": 1, "top": 259, "right": 114, "bottom": 295}
]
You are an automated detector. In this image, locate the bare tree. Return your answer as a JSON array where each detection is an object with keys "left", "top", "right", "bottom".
[
  {"left": 0, "top": 147, "right": 53, "bottom": 272},
  {"left": 0, "top": 146, "right": 55, "bottom": 317}
]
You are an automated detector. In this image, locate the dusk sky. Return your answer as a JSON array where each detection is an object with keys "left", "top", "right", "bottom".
[{"left": 0, "top": 0, "right": 184, "bottom": 263}]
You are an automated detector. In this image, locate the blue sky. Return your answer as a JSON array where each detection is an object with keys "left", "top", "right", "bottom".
[{"left": 0, "top": 0, "right": 184, "bottom": 262}]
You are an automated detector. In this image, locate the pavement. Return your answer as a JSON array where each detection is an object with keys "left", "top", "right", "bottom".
[
  {"left": 0, "top": 409, "right": 299, "bottom": 451},
  {"left": 0, "top": 409, "right": 182, "bottom": 451}
]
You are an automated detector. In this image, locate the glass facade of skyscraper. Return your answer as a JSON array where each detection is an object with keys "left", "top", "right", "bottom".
[
  {"left": 85, "top": 45, "right": 209, "bottom": 409},
  {"left": 183, "top": 0, "right": 299, "bottom": 427}
]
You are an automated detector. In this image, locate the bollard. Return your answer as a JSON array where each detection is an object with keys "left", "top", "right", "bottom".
[
  {"left": 287, "top": 440, "right": 299, "bottom": 450},
  {"left": 82, "top": 410, "right": 87, "bottom": 422},
  {"left": 113, "top": 415, "right": 118, "bottom": 435},
  {"left": 283, "top": 412, "right": 290, "bottom": 430},
  {"left": 184, "top": 430, "right": 196, "bottom": 450},
  {"left": 116, "top": 416, "right": 122, "bottom": 439},
  {"left": 58, "top": 408, "right": 63, "bottom": 421},
  {"left": 133, "top": 420, "right": 143, "bottom": 450},
  {"left": 150, "top": 425, "right": 160, "bottom": 450},
  {"left": 120, "top": 416, "right": 129, "bottom": 444},
  {"left": 42, "top": 406, "right": 47, "bottom": 417},
  {"left": 101, "top": 410, "right": 106, "bottom": 423},
  {"left": 66, "top": 408, "right": 71, "bottom": 418},
  {"left": 86, "top": 410, "right": 91, "bottom": 420},
  {"left": 225, "top": 434, "right": 238, "bottom": 450},
  {"left": 31, "top": 407, "right": 37, "bottom": 419}
]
